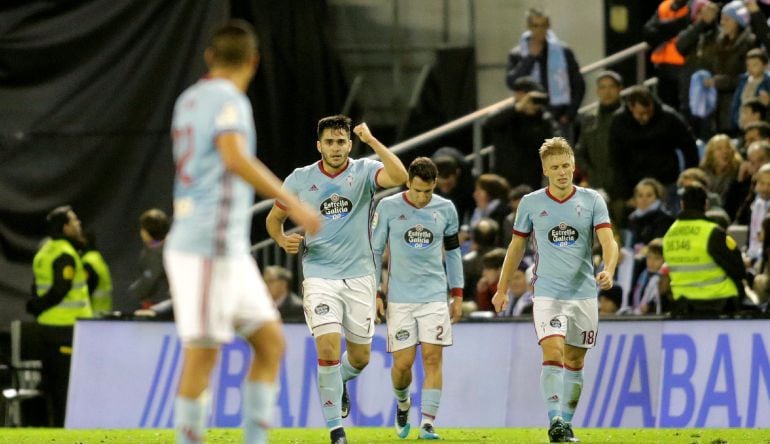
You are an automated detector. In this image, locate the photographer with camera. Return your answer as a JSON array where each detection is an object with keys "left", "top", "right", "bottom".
[{"left": 484, "top": 76, "right": 561, "bottom": 190}]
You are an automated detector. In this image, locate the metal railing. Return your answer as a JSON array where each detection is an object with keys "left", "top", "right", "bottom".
[{"left": 250, "top": 42, "right": 651, "bottom": 270}]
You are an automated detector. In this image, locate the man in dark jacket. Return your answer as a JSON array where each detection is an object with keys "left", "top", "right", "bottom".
[
  {"left": 485, "top": 77, "right": 560, "bottom": 190},
  {"left": 506, "top": 8, "right": 585, "bottom": 140},
  {"left": 609, "top": 86, "right": 699, "bottom": 206}
]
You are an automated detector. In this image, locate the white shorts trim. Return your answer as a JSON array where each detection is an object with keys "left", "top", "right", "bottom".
[
  {"left": 532, "top": 297, "right": 598, "bottom": 349},
  {"left": 386, "top": 301, "right": 452, "bottom": 352},
  {"left": 302, "top": 275, "right": 376, "bottom": 344},
  {"left": 164, "top": 250, "right": 279, "bottom": 344}
]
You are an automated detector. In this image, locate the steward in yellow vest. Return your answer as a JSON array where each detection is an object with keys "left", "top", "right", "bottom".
[
  {"left": 663, "top": 185, "right": 744, "bottom": 315},
  {"left": 28, "top": 206, "right": 93, "bottom": 325},
  {"left": 82, "top": 232, "right": 113, "bottom": 314}
]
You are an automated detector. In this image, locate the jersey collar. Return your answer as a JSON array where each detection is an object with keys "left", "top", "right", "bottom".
[
  {"left": 317, "top": 159, "right": 350, "bottom": 178},
  {"left": 546, "top": 185, "right": 576, "bottom": 203}
]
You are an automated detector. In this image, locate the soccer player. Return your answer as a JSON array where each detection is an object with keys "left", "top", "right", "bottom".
[
  {"left": 165, "top": 21, "right": 319, "bottom": 444},
  {"left": 370, "top": 157, "right": 463, "bottom": 440},
  {"left": 492, "top": 137, "right": 618, "bottom": 443},
  {"left": 266, "top": 115, "right": 407, "bottom": 444}
]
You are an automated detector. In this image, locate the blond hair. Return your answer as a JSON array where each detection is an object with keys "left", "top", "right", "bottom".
[
  {"left": 538, "top": 137, "right": 574, "bottom": 164},
  {"left": 700, "top": 134, "right": 741, "bottom": 178}
]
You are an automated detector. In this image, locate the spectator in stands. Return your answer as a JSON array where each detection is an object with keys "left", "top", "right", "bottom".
[
  {"left": 630, "top": 239, "right": 666, "bottom": 314},
  {"left": 609, "top": 85, "right": 699, "bottom": 208},
  {"left": 689, "top": 1, "right": 757, "bottom": 135},
  {"left": 128, "top": 208, "right": 170, "bottom": 310},
  {"left": 738, "top": 121, "right": 770, "bottom": 156},
  {"left": 462, "top": 218, "right": 499, "bottom": 302},
  {"left": 746, "top": 0, "right": 770, "bottom": 53},
  {"left": 505, "top": 8, "right": 585, "bottom": 140},
  {"left": 644, "top": 0, "right": 691, "bottom": 112},
  {"left": 502, "top": 184, "right": 533, "bottom": 247},
  {"left": 598, "top": 285, "right": 624, "bottom": 316},
  {"left": 676, "top": 0, "right": 718, "bottom": 130},
  {"left": 470, "top": 173, "right": 510, "bottom": 230},
  {"left": 730, "top": 48, "right": 770, "bottom": 130},
  {"left": 727, "top": 140, "right": 770, "bottom": 222},
  {"left": 497, "top": 263, "right": 534, "bottom": 317},
  {"left": 28, "top": 206, "right": 93, "bottom": 426},
  {"left": 663, "top": 184, "right": 745, "bottom": 316},
  {"left": 263, "top": 265, "right": 304, "bottom": 323},
  {"left": 474, "top": 248, "right": 507, "bottom": 312},
  {"left": 627, "top": 178, "right": 675, "bottom": 255},
  {"left": 80, "top": 231, "right": 112, "bottom": 315},
  {"left": 747, "top": 164, "right": 770, "bottom": 262},
  {"left": 431, "top": 147, "right": 475, "bottom": 224},
  {"left": 485, "top": 77, "right": 559, "bottom": 190},
  {"left": 699, "top": 134, "right": 743, "bottom": 203},
  {"left": 751, "top": 215, "right": 770, "bottom": 304},
  {"left": 676, "top": 167, "right": 724, "bottom": 211},
  {"left": 575, "top": 70, "right": 623, "bottom": 197},
  {"left": 738, "top": 99, "right": 768, "bottom": 140}
]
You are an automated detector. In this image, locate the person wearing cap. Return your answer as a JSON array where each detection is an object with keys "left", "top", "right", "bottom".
[
  {"left": 505, "top": 8, "right": 585, "bottom": 141},
  {"left": 575, "top": 70, "right": 623, "bottom": 196},
  {"left": 484, "top": 76, "right": 560, "bottom": 190},
  {"left": 663, "top": 184, "right": 745, "bottom": 315}
]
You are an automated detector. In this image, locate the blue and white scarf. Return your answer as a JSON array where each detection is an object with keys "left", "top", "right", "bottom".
[{"left": 518, "top": 30, "right": 571, "bottom": 106}]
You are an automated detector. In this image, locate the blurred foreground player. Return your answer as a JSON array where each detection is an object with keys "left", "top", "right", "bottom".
[{"left": 165, "top": 20, "right": 319, "bottom": 444}]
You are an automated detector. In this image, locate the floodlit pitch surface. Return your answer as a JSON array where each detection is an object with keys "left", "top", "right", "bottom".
[{"left": 0, "top": 428, "right": 767, "bottom": 443}]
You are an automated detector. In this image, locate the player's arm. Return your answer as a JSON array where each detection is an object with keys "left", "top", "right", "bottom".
[
  {"left": 492, "top": 234, "right": 528, "bottom": 313},
  {"left": 444, "top": 231, "right": 464, "bottom": 324},
  {"left": 595, "top": 226, "right": 619, "bottom": 290},
  {"left": 27, "top": 253, "right": 76, "bottom": 316},
  {"left": 353, "top": 123, "right": 407, "bottom": 188},
  {"left": 266, "top": 204, "right": 305, "bottom": 254},
  {"left": 370, "top": 204, "right": 390, "bottom": 318},
  {"left": 218, "top": 132, "right": 319, "bottom": 236}
]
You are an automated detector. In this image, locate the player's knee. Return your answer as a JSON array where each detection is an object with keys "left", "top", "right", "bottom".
[
  {"left": 249, "top": 323, "right": 285, "bottom": 362},
  {"left": 347, "top": 348, "right": 370, "bottom": 369},
  {"left": 422, "top": 353, "right": 442, "bottom": 371}
]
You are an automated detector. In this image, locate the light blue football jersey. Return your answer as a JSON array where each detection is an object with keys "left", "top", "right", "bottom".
[
  {"left": 371, "top": 192, "right": 463, "bottom": 304},
  {"left": 166, "top": 78, "right": 256, "bottom": 257},
  {"left": 278, "top": 158, "right": 383, "bottom": 279},
  {"left": 513, "top": 186, "right": 611, "bottom": 300}
]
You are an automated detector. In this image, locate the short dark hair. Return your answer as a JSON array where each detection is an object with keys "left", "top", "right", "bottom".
[
  {"left": 475, "top": 174, "right": 510, "bottom": 201},
  {"left": 746, "top": 48, "right": 769, "bottom": 65},
  {"left": 646, "top": 238, "right": 663, "bottom": 257},
  {"left": 482, "top": 248, "right": 507, "bottom": 270},
  {"left": 525, "top": 8, "right": 549, "bottom": 25},
  {"left": 742, "top": 98, "right": 768, "bottom": 120},
  {"left": 408, "top": 157, "right": 438, "bottom": 183},
  {"left": 433, "top": 155, "right": 460, "bottom": 179},
  {"left": 509, "top": 184, "right": 533, "bottom": 201},
  {"left": 679, "top": 184, "right": 708, "bottom": 212},
  {"left": 744, "top": 121, "right": 770, "bottom": 139},
  {"left": 472, "top": 218, "right": 499, "bottom": 248},
  {"left": 511, "top": 76, "right": 544, "bottom": 93},
  {"left": 625, "top": 86, "right": 655, "bottom": 107},
  {"left": 46, "top": 205, "right": 73, "bottom": 237},
  {"left": 317, "top": 115, "right": 352, "bottom": 140},
  {"left": 208, "top": 20, "right": 258, "bottom": 67},
  {"left": 140, "top": 209, "right": 170, "bottom": 241}
]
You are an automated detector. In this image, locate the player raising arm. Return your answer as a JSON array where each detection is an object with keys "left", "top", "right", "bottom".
[{"left": 266, "top": 115, "right": 406, "bottom": 444}]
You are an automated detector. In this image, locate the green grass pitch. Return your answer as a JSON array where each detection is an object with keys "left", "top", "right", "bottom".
[{"left": 0, "top": 428, "right": 768, "bottom": 443}]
